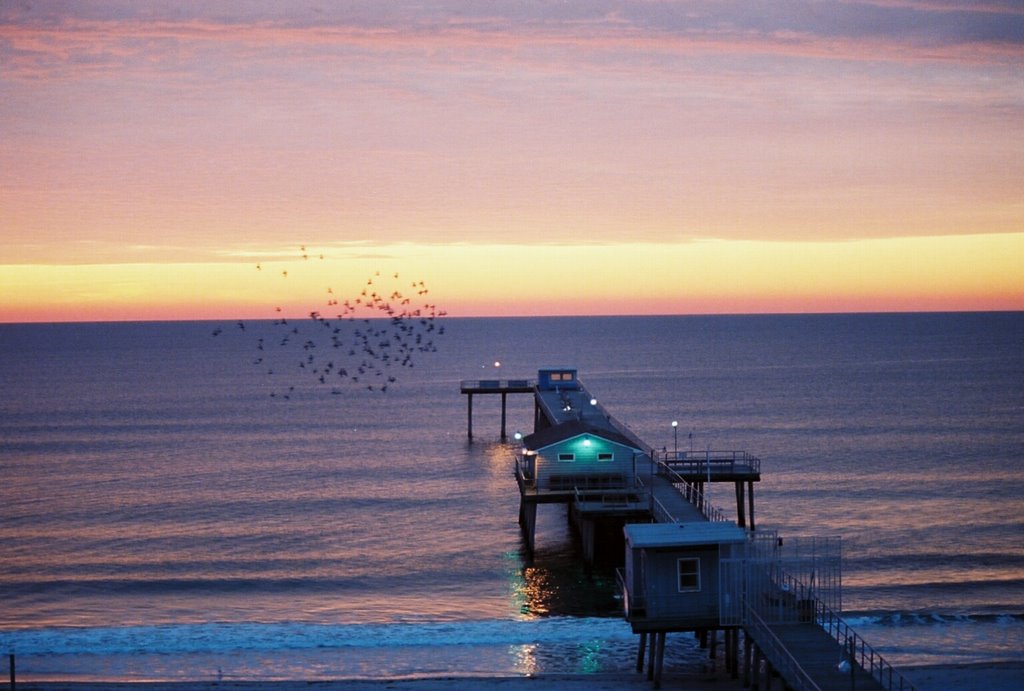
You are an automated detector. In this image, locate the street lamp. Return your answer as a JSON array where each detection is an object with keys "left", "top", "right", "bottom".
[{"left": 671, "top": 420, "right": 678, "bottom": 457}]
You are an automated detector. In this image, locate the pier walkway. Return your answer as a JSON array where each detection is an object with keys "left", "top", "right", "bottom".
[{"left": 759, "top": 623, "right": 887, "bottom": 691}]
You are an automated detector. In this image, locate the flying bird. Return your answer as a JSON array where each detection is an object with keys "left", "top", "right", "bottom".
[{"left": 225, "top": 247, "right": 446, "bottom": 399}]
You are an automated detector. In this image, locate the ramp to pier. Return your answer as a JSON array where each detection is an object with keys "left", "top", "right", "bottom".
[{"left": 747, "top": 612, "right": 887, "bottom": 691}]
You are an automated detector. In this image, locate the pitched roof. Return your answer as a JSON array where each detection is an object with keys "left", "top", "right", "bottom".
[
  {"left": 624, "top": 521, "right": 748, "bottom": 548},
  {"left": 523, "top": 419, "right": 642, "bottom": 451}
]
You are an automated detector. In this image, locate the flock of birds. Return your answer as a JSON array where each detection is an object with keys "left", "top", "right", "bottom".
[{"left": 213, "top": 248, "right": 446, "bottom": 398}]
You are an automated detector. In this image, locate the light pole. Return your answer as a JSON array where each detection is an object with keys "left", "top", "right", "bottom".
[{"left": 671, "top": 420, "right": 678, "bottom": 457}]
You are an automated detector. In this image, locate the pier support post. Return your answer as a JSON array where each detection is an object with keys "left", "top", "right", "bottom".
[
  {"left": 635, "top": 633, "right": 647, "bottom": 673},
  {"left": 727, "top": 629, "right": 739, "bottom": 678},
  {"left": 735, "top": 482, "right": 746, "bottom": 527},
  {"left": 653, "top": 631, "right": 666, "bottom": 689},
  {"left": 646, "top": 631, "right": 656, "bottom": 680},
  {"left": 578, "top": 517, "right": 595, "bottom": 565},
  {"left": 500, "top": 392, "right": 507, "bottom": 440},
  {"left": 724, "top": 629, "right": 732, "bottom": 674},
  {"left": 751, "top": 646, "right": 762, "bottom": 691},
  {"left": 466, "top": 393, "right": 474, "bottom": 439},
  {"left": 743, "top": 634, "right": 752, "bottom": 687},
  {"left": 747, "top": 481, "right": 756, "bottom": 531},
  {"left": 519, "top": 500, "right": 537, "bottom": 553}
]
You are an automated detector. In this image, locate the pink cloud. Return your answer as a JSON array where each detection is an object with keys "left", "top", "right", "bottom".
[{"left": 2, "top": 1, "right": 1021, "bottom": 86}]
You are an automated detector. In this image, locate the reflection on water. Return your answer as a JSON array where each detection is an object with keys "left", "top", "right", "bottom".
[
  {"left": 511, "top": 643, "right": 539, "bottom": 676},
  {"left": 506, "top": 504, "right": 622, "bottom": 619}
]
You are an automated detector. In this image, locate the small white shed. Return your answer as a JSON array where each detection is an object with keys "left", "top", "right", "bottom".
[{"left": 622, "top": 521, "right": 748, "bottom": 630}]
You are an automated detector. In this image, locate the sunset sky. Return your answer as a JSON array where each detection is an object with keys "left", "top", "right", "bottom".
[{"left": 2, "top": 1, "right": 1022, "bottom": 322}]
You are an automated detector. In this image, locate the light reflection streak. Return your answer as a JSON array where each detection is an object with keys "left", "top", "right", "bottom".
[{"left": 510, "top": 642, "right": 539, "bottom": 676}]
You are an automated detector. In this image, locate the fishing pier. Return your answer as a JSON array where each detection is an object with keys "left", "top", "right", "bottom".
[{"left": 461, "top": 368, "right": 917, "bottom": 690}]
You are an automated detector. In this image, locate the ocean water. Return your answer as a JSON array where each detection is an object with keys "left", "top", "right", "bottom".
[{"left": 1, "top": 313, "right": 1022, "bottom": 682}]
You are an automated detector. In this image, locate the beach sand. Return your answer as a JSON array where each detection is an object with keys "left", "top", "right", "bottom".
[{"left": 12, "top": 662, "right": 1024, "bottom": 690}]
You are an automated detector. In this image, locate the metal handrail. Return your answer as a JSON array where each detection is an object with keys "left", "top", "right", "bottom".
[
  {"left": 745, "top": 606, "right": 822, "bottom": 691},
  {"left": 658, "top": 450, "right": 761, "bottom": 475},
  {"left": 512, "top": 454, "right": 536, "bottom": 490},
  {"left": 814, "top": 599, "right": 918, "bottom": 691},
  {"left": 657, "top": 461, "right": 732, "bottom": 523},
  {"left": 460, "top": 378, "right": 535, "bottom": 390},
  {"left": 615, "top": 567, "right": 635, "bottom": 616},
  {"left": 573, "top": 485, "right": 646, "bottom": 507},
  {"left": 760, "top": 567, "right": 918, "bottom": 691}
]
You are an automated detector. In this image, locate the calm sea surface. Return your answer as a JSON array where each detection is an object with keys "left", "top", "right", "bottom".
[{"left": 1, "top": 313, "right": 1022, "bottom": 681}]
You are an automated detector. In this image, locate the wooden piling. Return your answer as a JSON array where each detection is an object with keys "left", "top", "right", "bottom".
[
  {"left": 466, "top": 393, "right": 473, "bottom": 439},
  {"left": 9, "top": 653, "right": 14, "bottom": 691},
  {"left": 728, "top": 629, "right": 739, "bottom": 678},
  {"left": 500, "top": 391, "right": 507, "bottom": 440},
  {"left": 751, "top": 646, "right": 762, "bottom": 691},
  {"left": 735, "top": 481, "right": 746, "bottom": 527},
  {"left": 647, "top": 630, "right": 655, "bottom": 679},
  {"left": 519, "top": 500, "right": 537, "bottom": 553},
  {"left": 578, "top": 517, "right": 595, "bottom": 565},
  {"left": 747, "top": 480, "right": 756, "bottom": 530},
  {"left": 743, "top": 634, "right": 753, "bottom": 688},
  {"left": 653, "top": 631, "right": 666, "bottom": 689},
  {"left": 635, "top": 632, "right": 647, "bottom": 672}
]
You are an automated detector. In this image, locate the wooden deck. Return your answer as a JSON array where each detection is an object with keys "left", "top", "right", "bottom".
[
  {"left": 459, "top": 378, "right": 535, "bottom": 394},
  {"left": 659, "top": 452, "right": 761, "bottom": 481}
]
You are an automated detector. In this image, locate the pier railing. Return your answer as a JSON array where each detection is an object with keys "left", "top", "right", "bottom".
[
  {"left": 513, "top": 454, "right": 535, "bottom": 491},
  {"left": 813, "top": 596, "right": 918, "bottom": 691},
  {"left": 460, "top": 378, "right": 535, "bottom": 391},
  {"left": 745, "top": 605, "right": 822, "bottom": 691},
  {"left": 657, "top": 450, "right": 760, "bottom": 478},
  {"left": 723, "top": 559, "right": 917, "bottom": 691},
  {"left": 654, "top": 460, "right": 732, "bottom": 523},
  {"left": 772, "top": 566, "right": 917, "bottom": 690},
  {"left": 574, "top": 486, "right": 649, "bottom": 511}
]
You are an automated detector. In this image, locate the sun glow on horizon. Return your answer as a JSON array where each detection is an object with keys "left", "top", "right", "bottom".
[{"left": 1, "top": 234, "right": 1021, "bottom": 324}]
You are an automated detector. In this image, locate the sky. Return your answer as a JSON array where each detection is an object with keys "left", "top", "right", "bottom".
[{"left": 2, "top": 1, "right": 1022, "bottom": 322}]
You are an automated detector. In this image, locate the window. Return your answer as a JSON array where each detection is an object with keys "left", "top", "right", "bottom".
[
  {"left": 597, "top": 452, "right": 614, "bottom": 462},
  {"left": 557, "top": 453, "right": 575, "bottom": 462},
  {"left": 677, "top": 558, "right": 701, "bottom": 592}
]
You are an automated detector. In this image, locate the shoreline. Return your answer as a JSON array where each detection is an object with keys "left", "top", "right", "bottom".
[{"left": 11, "top": 661, "right": 1024, "bottom": 691}]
